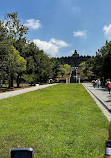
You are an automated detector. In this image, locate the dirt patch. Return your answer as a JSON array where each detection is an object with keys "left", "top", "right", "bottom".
[{"left": 0, "top": 84, "right": 35, "bottom": 93}]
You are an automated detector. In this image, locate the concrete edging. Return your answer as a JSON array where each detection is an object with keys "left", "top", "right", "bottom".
[{"left": 82, "top": 83, "right": 111, "bottom": 122}]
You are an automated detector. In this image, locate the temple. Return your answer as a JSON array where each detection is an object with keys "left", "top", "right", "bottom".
[
  {"left": 57, "top": 50, "right": 91, "bottom": 67},
  {"left": 72, "top": 50, "right": 79, "bottom": 57}
]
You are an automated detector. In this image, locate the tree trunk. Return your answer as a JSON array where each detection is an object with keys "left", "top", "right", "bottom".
[
  {"left": 11, "top": 76, "right": 13, "bottom": 87},
  {"left": 17, "top": 74, "right": 20, "bottom": 88},
  {"left": 8, "top": 74, "right": 14, "bottom": 88},
  {"left": 0, "top": 80, "right": 2, "bottom": 88},
  {"left": 8, "top": 75, "right": 11, "bottom": 88}
]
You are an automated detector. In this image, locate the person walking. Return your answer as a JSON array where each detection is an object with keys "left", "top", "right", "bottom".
[
  {"left": 92, "top": 80, "right": 96, "bottom": 88},
  {"left": 97, "top": 79, "right": 101, "bottom": 88},
  {"left": 107, "top": 81, "right": 111, "bottom": 94}
]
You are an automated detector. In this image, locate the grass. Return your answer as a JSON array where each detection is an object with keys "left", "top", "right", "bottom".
[{"left": 0, "top": 84, "right": 109, "bottom": 158}]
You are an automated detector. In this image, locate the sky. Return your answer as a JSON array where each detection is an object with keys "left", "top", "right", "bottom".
[{"left": 0, "top": 0, "right": 111, "bottom": 57}]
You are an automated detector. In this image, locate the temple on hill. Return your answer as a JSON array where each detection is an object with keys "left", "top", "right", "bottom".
[
  {"left": 72, "top": 50, "right": 79, "bottom": 58},
  {"left": 57, "top": 50, "right": 91, "bottom": 67}
]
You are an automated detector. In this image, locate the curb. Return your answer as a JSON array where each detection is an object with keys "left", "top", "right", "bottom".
[{"left": 82, "top": 83, "right": 111, "bottom": 122}]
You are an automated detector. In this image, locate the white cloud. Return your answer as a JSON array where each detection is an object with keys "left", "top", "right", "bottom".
[
  {"left": 24, "top": 19, "right": 41, "bottom": 29},
  {"left": 50, "top": 38, "right": 69, "bottom": 47},
  {"left": 73, "top": 30, "right": 87, "bottom": 38},
  {"left": 33, "top": 39, "right": 58, "bottom": 57},
  {"left": 33, "top": 38, "right": 69, "bottom": 57},
  {"left": 103, "top": 24, "right": 111, "bottom": 40}
]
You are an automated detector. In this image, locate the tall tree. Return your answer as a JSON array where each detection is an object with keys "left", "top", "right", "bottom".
[
  {"left": 84, "top": 40, "right": 111, "bottom": 84},
  {"left": 22, "top": 42, "right": 52, "bottom": 84},
  {"left": 3, "top": 12, "right": 28, "bottom": 86},
  {"left": 37, "top": 50, "right": 52, "bottom": 82},
  {"left": 0, "top": 20, "right": 9, "bottom": 86},
  {"left": 6, "top": 46, "right": 26, "bottom": 88},
  {"left": 50, "top": 58, "right": 61, "bottom": 80},
  {"left": 4, "top": 12, "right": 28, "bottom": 43}
]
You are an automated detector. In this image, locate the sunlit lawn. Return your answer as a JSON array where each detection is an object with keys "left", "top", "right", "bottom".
[{"left": 0, "top": 84, "right": 109, "bottom": 158}]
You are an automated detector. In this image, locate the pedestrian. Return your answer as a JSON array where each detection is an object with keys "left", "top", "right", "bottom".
[
  {"left": 97, "top": 79, "right": 101, "bottom": 88},
  {"left": 95, "top": 79, "right": 98, "bottom": 87},
  {"left": 92, "top": 80, "right": 96, "bottom": 88},
  {"left": 107, "top": 81, "right": 111, "bottom": 94}
]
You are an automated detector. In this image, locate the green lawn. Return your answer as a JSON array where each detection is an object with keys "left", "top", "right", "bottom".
[{"left": 0, "top": 84, "right": 109, "bottom": 158}]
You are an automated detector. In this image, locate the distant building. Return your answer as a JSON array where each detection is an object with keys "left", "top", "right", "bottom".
[
  {"left": 72, "top": 50, "right": 79, "bottom": 58},
  {"left": 57, "top": 50, "right": 91, "bottom": 67}
]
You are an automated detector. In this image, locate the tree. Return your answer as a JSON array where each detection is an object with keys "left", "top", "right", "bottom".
[
  {"left": 102, "top": 41, "right": 111, "bottom": 81},
  {"left": 92, "top": 41, "right": 111, "bottom": 83},
  {"left": 60, "top": 64, "right": 71, "bottom": 77},
  {"left": 37, "top": 50, "right": 52, "bottom": 82},
  {"left": 22, "top": 42, "right": 52, "bottom": 84},
  {"left": 22, "top": 42, "right": 39, "bottom": 84},
  {"left": 0, "top": 20, "right": 8, "bottom": 41},
  {"left": 83, "top": 40, "right": 111, "bottom": 84},
  {"left": 4, "top": 13, "right": 28, "bottom": 44},
  {"left": 3, "top": 12, "right": 28, "bottom": 86},
  {"left": 6, "top": 46, "right": 26, "bottom": 88},
  {"left": 50, "top": 58, "right": 61, "bottom": 80},
  {"left": 0, "top": 20, "right": 9, "bottom": 87},
  {"left": 16, "top": 55, "right": 27, "bottom": 88},
  {"left": 82, "top": 58, "right": 95, "bottom": 80}
]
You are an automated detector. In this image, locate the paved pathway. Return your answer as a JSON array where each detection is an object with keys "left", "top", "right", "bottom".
[
  {"left": 0, "top": 84, "right": 57, "bottom": 100},
  {"left": 82, "top": 83, "right": 111, "bottom": 121}
]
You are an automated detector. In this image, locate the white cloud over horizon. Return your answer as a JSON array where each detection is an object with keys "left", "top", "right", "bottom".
[
  {"left": 24, "top": 19, "right": 41, "bottom": 29},
  {"left": 50, "top": 38, "right": 69, "bottom": 47},
  {"left": 73, "top": 30, "right": 87, "bottom": 38},
  {"left": 103, "top": 24, "right": 111, "bottom": 40},
  {"left": 33, "top": 38, "right": 69, "bottom": 57}
]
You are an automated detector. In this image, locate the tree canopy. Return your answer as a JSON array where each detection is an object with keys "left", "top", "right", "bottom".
[
  {"left": 0, "top": 12, "right": 63, "bottom": 88},
  {"left": 83, "top": 40, "right": 111, "bottom": 83}
]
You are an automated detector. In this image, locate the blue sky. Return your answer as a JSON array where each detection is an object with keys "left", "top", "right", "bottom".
[{"left": 0, "top": 0, "right": 111, "bottom": 57}]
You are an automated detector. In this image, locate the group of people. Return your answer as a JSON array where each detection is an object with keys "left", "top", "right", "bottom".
[
  {"left": 92, "top": 79, "right": 111, "bottom": 94},
  {"left": 92, "top": 79, "right": 101, "bottom": 88}
]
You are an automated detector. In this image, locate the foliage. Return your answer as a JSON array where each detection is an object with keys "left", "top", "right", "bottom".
[
  {"left": 0, "top": 13, "right": 28, "bottom": 87},
  {"left": 84, "top": 40, "right": 111, "bottom": 83},
  {"left": 0, "top": 20, "right": 8, "bottom": 41},
  {"left": 50, "top": 58, "right": 61, "bottom": 80},
  {"left": 7, "top": 46, "right": 26, "bottom": 73},
  {"left": 22, "top": 42, "right": 52, "bottom": 83},
  {"left": 59, "top": 64, "right": 71, "bottom": 77},
  {"left": 78, "top": 61, "right": 94, "bottom": 81},
  {"left": 37, "top": 50, "right": 52, "bottom": 82},
  {"left": 0, "top": 84, "right": 109, "bottom": 158},
  {"left": 0, "top": 12, "right": 55, "bottom": 87},
  {"left": 21, "top": 74, "right": 35, "bottom": 83},
  {"left": 0, "top": 20, "right": 9, "bottom": 80},
  {"left": 6, "top": 45, "right": 26, "bottom": 87},
  {"left": 4, "top": 12, "right": 28, "bottom": 41},
  {"left": 0, "top": 41, "right": 9, "bottom": 79}
]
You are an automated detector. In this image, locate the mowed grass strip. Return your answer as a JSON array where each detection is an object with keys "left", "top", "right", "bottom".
[{"left": 0, "top": 84, "right": 109, "bottom": 158}]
